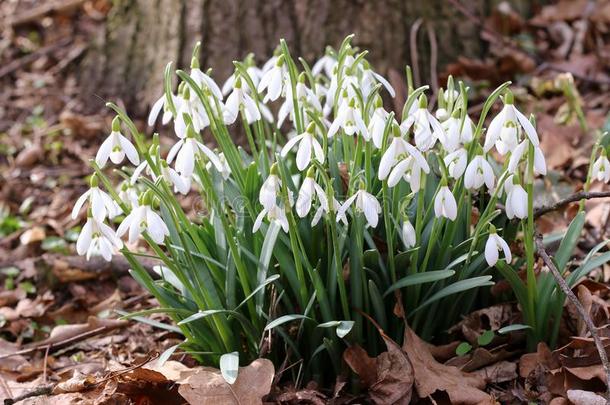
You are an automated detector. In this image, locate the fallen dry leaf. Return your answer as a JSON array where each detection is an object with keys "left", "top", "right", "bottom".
[
  {"left": 567, "top": 389, "right": 607, "bottom": 405},
  {"left": 177, "top": 358, "right": 274, "bottom": 405},
  {"left": 19, "top": 226, "right": 46, "bottom": 245},
  {"left": 53, "top": 370, "right": 96, "bottom": 394},
  {"left": 402, "top": 327, "right": 493, "bottom": 404},
  {"left": 344, "top": 332, "right": 414, "bottom": 404},
  {"left": 27, "top": 316, "right": 127, "bottom": 348}
]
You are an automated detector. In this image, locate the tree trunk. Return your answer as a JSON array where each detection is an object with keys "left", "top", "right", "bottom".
[{"left": 79, "top": 0, "right": 537, "bottom": 115}]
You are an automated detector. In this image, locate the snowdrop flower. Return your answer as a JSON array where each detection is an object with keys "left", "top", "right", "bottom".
[
  {"left": 504, "top": 178, "right": 528, "bottom": 219},
  {"left": 592, "top": 151, "right": 610, "bottom": 183},
  {"left": 387, "top": 155, "right": 425, "bottom": 191},
  {"left": 173, "top": 88, "right": 213, "bottom": 138},
  {"left": 434, "top": 184, "right": 457, "bottom": 221},
  {"left": 401, "top": 218, "right": 416, "bottom": 249},
  {"left": 435, "top": 108, "right": 449, "bottom": 122},
  {"left": 507, "top": 140, "right": 546, "bottom": 175},
  {"left": 278, "top": 75, "right": 322, "bottom": 127},
  {"left": 148, "top": 93, "right": 176, "bottom": 127},
  {"left": 460, "top": 115, "right": 475, "bottom": 144},
  {"left": 160, "top": 161, "right": 191, "bottom": 195},
  {"left": 484, "top": 91, "right": 539, "bottom": 153},
  {"left": 253, "top": 204, "right": 289, "bottom": 233},
  {"left": 312, "top": 195, "right": 345, "bottom": 226},
  {"left": 337, "top": 186, "right": 381, "bottom": 228},
  {"left": 312, "top": 50, "right": 337, "bottom": 77},
  {"left": 444, "top": 148, "right": 468, "bottom": 179},
  {"left": 296, "top": 170, "right": 327, "bottom": 218},
  {"left": 439, "top": 111, "right": 463, "bottom": 152},
  {"left": 77, "top": 215, "right": 123, "bottom": 261},
  {"left": 166, "top": 125, "right": 223, "bottom": 179},
  {"left": 257, "top": 55, "right": 286, "bottom": 102},
  {"left": 189, "top": 56, "right": 223, "bottom": 100},
  {"left": 328, "top": 97, "right": 368, "bottom": 138},
  {"left": 485, "top": 227, "right": 512, "bottom": 266},
  {"left": 281, "top": 123, "right": 324, "bottom": 171},
  {"left": 96, "top": 117, "right": 139, "bottom": 168},
  {"left": 361, "top": 61, "right": 395, "bottom": 98},
  {"left": 409, "top": 97, "right": 444, "bottom": 151},
  {"left": 223, "top": 77, "right": 261, "bottom": 124},
  {"left": 259, "top": 165, "right": 282, "bottom": 210},
  {"left": 369, "top": 100, "right": 392, "bottom": 148},
  {"left": 117, "top": 197, "right": 169, "bottom": 244},
  {"left": 207, "top": 152, "right": 231, "bottom": 180},
  {"left": 72, "top": 176, "right": 121, "bottom": 221},
  {"left": 378, "top": 127, "right": 430, "bottom": 181},
  {"left": 464, "top": 155, "right": 495, "bottom": 191},
  {"left": 222, "top": 62, "right": 262, "bottom": 96},
  {"left": 118, "top": 182, "right": 139, "bottom": 209}
]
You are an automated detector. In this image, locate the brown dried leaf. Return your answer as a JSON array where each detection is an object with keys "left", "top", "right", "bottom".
[
  {"left": 402, "top": 327, "right": 493, "bottom": 404},
  {"left": 344, "top": 333, "right": 414, "bottom": 404},
  {"left": 53, "top": 371, "right": 96, "bottom": 393},
  {"left": 177, "top": 358, "right": 274, "bottom": 405}
]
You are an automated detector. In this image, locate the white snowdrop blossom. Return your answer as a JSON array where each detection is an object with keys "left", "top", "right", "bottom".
[
  {"left": 444, "top": 148, "right": 468, "bottom": 179},
  {"left": 484, "top": 94, "right": 540, "bottom": 153},
  {"left": 328, "top": 98, "right": 368, "bottom": 138},
  {"left": 387, "top": 155, "right": 425, "bottom": 191},
  {"left": 485, "top": 230, "right": 512, "bottom": 266},
  {"left": 296, "top": 175, "right": 327, "bottom": 218},
  {"left": 77, "top": 216, "right": 123, "bottom": 261},
  {"left": 464, "top": 155, "right": 495, "bottom": 191},
  {"left": 338, "top": 188, "right": 381, "bottom": 228},
  {"left": 507, "top": 140, "right": 547, "bottom": 175},
  {"left": 504, "top": 179, "right": 528, "bottom": 219},
  {"left": 259, "top": 170, "right": 282, "bottom": 210},
  {"left": 378, "top": 132, "right": 430, "bottom": 181},
  {"left": 223, "top": 78, "right": 261, "bottom": 124},
  {"left": 369, "top": 104, "right": 392, "bottom": 148},
  {"left": 278, "top": 78, "right": 322, "bottom": 127},
  {"left": 118, "top": 182, "right": 139, "bottom": 209},
  {"left": 117, "top": 203, "right": 169, "bottom": 244},
  {"left": 361, "top": 62, "right": 395, "bottom": 98},
  {"left": 253, "top": 204, "right": 290, "bottom": 233},
  {"left": 257, "top": 56, "right": 286, "bottom": 102},
  {"left": 222, "top": 65, "right": 262, "bottom": 96},
  {"left": 409, "top": 100, "right": 444, "bottom": 151},
  {"left": 166, "top": 127, "right": 223, "bottom": 179},
  {"left": 96, "top": 117, "right": 139, "bottom": 168},
  {"left": 207, "top": 152, "right": 231, "bottom": 180},
  {"left": 280, "top": 123, "right": 324, "bottom": 171},
  {"left": 148, "top": 93, "right": 175, "bottom": 127},
  {"left": 72, "top": 183, "right": 121, "bottom": 221},
  {"left": 160, "top": 162, "right": 191, "bottom": 195},
  {"left": 190, "top": 66, "right": 223, "bottom": 100},
  {"left": 434, "top": 185, "right": 457, "bottom": 221},
  {"left": 592, "top": 152, "right": 610, "bottom": 183},
  {"left": 312, "top": 53, "right": 337, "bottom": 78},
  {"left": 439, "top": 113, "right": 464, "bottom": 153},
  {"left": 401, "top": 219, "right": 416, "bottom": 249}
]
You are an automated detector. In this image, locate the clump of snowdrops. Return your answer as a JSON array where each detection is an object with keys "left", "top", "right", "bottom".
[{"left": 73, "top": 36, "right": 608, "bottom": 383}]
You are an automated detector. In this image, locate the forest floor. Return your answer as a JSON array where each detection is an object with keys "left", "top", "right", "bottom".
[{"left": 1, "top": 0, "right": 610, "bottom": 404}]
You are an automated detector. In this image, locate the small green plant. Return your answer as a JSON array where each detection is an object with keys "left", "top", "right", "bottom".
[{"left": 72, "top": 36, "right": 599, "bottom": 383}]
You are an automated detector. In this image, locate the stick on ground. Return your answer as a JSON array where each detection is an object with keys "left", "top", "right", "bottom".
[{"left": 535, "top": 234, "right": 610, "bottom": 403}]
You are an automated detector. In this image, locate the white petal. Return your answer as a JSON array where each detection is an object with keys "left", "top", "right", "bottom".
[
  {"left": 72, "top": 189, "right": 91, "bottom": 219},
  {"left": 95, "top": 136, "right": 113, "bottom": 168},
  {"left": 280, "top": 133, "right": 304, "bottom": 157},
  {"left": 118, "top": 134, "right": 140, "bottom": 166},
  {"left": 148, "top": 95, "right": 165, "bottom": 127},
  {"left": 76, "top": 220, "right": 93, "bottom": 255},
  {"left": 534, "top": 147, "right": 547, "bottom": 175},
  {"left": 514, "top": 107, "right": 540, "bottom": 146},
  {"left": 252, "top": 209, "right": 266, "bottom": 233},
  {"left": 485, "top": 237, "right": 499, "bottom": 266}
]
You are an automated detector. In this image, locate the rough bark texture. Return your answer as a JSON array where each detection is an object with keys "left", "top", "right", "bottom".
[{"left": 79, "top": 0, "right": 537, "bottom": 115}]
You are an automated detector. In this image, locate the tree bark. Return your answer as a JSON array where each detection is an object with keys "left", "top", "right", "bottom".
[{"left": 79, "top": 0, "right": 538, "bottom": 115}]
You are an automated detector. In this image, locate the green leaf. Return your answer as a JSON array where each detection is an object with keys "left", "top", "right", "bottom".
[
  {"left": 456, "top": 342, "right": 472, "bottom": 356},
  {"left": 237, "top": 274, "right": 280, "bottom": 311},
  {"left": 477, "top": 330, "right": 494, "bottom": 346},
  {"left": 220, "top": 352, "right": 239, "bottom": 384},
  {"left": 498, "top": 324, "right": 531, "bottom": 334},
  {"left": 264, "top": 314, "right": 312, "bottom": 331},
  {"left": 156, "top": 344, "right": 180, "bottom": 367},
  {"left": 413, "top": 276, "right": 494, "bottom": 313},
  {"left": 384, "top": 270, "right": 456, "bottom": 297},
  {"left": 256, "top": 222, "right": 281, "bottom": 314},
  {"left": 555, "top": 211, "right": 585, "bottom": 272}
]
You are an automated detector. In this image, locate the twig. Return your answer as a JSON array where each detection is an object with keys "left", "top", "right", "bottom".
[
  {"left": 3, "top": 385, "right": 53, "bottom": 405},
  {"left": 409, "top": 18, "right": 423, "bottom": 89},
  {"left": 426, "top": 22, "right": 439, "bottom": 98},
  {"left": 7, "top": 0, "right": 86, "bottom": 27},
  {"left": 0, "top": 324, "right": 123, "bottom": 360},
  {"left": 535, "top": 234, "right": 610, "bottom": 403},
  {"left": 534, "top": 191, "right": 610, "bottom": 218}
]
